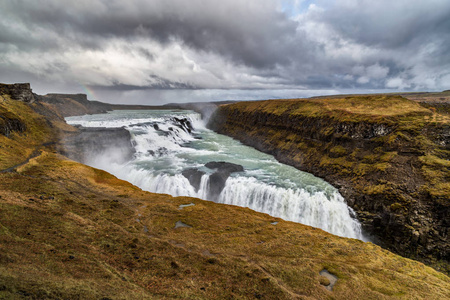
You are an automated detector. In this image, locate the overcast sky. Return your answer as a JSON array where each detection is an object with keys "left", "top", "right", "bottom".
[{"left": 1, "top": 0, "right": 449, "bottom": 104}]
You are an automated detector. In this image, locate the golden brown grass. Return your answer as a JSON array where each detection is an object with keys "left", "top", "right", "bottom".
[
  {"left": 1, "top": 151, "right": 449, "bottom": 299},
  {"left": 0, "top": 95, "right": 75, "bottom": 170},
  {"left": 228, "top": 95, "right": 432, "bottom": 121}
]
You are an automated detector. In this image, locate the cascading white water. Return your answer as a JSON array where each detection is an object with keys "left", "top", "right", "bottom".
[
  {"left": 219, "top": 177, "right": 361, "bottom": 239},
  {"left": 66, "top": 109, "right": 365, "bottom": 240}
]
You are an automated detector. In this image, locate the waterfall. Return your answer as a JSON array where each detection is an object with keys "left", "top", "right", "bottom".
[
  {"left": 66, "top": 109, "right": 365, "bottom": 240},
  {"left": 219, "top": 176, "right": 361, "bottom": 239}
]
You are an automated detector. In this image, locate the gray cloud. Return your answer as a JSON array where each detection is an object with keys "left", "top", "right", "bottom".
[
  {"left": 320, "top": 0, "right": 450, "bottom": 49},
  {"left": 0, "top": 0, "right": 449, "bottom": 103},
  {"left": 3, "top": 0, "right": 300, "bottom": 68}
]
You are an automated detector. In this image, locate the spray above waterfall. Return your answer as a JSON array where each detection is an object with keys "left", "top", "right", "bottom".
[{"left": 66, "top": 109, "right": 365, "bottom": 240}]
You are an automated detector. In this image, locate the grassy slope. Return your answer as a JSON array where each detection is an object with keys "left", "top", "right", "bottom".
[{"left": 0, "top": 97, "right": 449, "bottom": 299}]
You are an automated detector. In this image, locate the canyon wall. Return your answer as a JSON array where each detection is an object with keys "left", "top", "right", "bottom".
[{"left": 208, "top": 95, "right": 449, "bottom": 272}]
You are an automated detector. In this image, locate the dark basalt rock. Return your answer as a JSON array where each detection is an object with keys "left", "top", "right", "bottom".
[
  {"left": 0, "top": 83, "right": 35, "bottom": 103},
  {"left": 0, "top": 115, "right": 26, "bottom": 137},
  {"left": 205, "top": 161, "right": 244, "bottom": 201},
  {"left": 172, "top": 117, "right": 193, "bottom": 133},
  {"left": 182, "top": 168, "right": 206, "bottom": 192},
  {"left": 181, "top": 161, "right": 244, "bottom": 201},
  {"left": 205, "top": 161, "right": 244, "bottom": 173},
  {"left": 0, "top": 84, "right": 29, "bottom": 136}
]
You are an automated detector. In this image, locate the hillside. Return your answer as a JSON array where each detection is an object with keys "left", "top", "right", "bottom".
[
  {"left": 0, "top": 85, "right": 449, "bottom": 298},
  {"left": 208, "top": 95, "right": 450, "bottom": 274}
]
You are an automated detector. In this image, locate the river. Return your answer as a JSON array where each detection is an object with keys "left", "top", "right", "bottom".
[{"left": 66, "top": 109, "right": 364, "bottom": 240}]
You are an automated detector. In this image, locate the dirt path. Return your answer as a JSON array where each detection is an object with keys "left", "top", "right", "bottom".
[{"left": 0, "top": 142, "right": 55, "bottom": 173}]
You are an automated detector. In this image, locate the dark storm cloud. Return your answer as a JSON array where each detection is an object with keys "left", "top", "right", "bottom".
[
  {"left": 320, "top": 0, "right": 450, "bottom": 49},
  {"left": 2, "top": 0, "right": 301, "bottom": 69},
  {"left": 0, "top": 0, "right": 449, "bottom": 103}
]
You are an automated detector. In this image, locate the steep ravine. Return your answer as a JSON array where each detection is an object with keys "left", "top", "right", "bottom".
[{"left": 208, "top": 96, "right": 449, "bottom": 272}]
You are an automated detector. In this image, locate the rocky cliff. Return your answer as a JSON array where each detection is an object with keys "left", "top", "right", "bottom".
[
  {"left": 0, "top": 109, "right": 26, "bottom": 137},
  {"left": 0, "top": 83, "right": 35, "bottom": 137},
  {"left": 209, "top": 95, "right": 450, "bottom": 272}
]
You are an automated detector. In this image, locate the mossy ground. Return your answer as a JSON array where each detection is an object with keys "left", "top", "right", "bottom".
[{"left": 230, "top": 95, "right": 433, "bottom": 121}]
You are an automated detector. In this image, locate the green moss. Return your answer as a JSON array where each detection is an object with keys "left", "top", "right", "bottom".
[
  {"left": 380, "top": 151, "right": 397, "bottom": 162},
  {"left": 329, "top": 145, "right": 348, "bottom": 157},
  {"left": 420, "top": 155, "right": 450, "bottom": 168},
  {"left": 390, "top": 203, "right": 404, "bottom": 211},
  {"left": 319, "top": 155, "right": 352, "bottom": 170},
  {"left": 427, "top": 183, "right": 450, "bottom": 198},
  {"left": 364, "top": 184, "right": 389, "bottom": 195},
  {"left": 362, "top": 154, "right": 378, "bottom": 163}
]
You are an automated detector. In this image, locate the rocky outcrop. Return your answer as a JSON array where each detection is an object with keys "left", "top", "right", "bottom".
[
  {"left": 0, "top": 84, "right": 31, "bottom": 136},
  {"left": 208, "top": 97, "right": 449, "bottom": 272},
  {"left": 182, "top": 161, "right": 244, "bottom": 200},
  {"left": 205, "top": 162, "right": 244, "bottom": 200},
  {"left": 172, "top": 117, "right": 193, "bottom": 133},
  {"left": 0, "top": 113, "right": 26, "bottom": 137},
  {"left": 182, "top": 168, "right": 206, "bottom": 192},
  {"left": 0, "top": 83, "right": 35, "bottom": 103}
]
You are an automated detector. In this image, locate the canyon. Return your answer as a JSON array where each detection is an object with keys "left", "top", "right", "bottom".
[{"left": 0, "top": 83, "right": 448, "bottom": 298}]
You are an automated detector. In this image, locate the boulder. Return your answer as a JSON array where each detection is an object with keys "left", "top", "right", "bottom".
[{"left": 204, "top": 161, "right": 244, "bottom": 173}]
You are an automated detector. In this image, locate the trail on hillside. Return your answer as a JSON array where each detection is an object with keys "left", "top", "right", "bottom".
[{"left": 0, "top": 142, "right": 55, "bottom": 173}]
